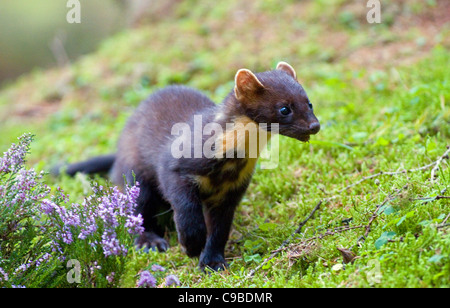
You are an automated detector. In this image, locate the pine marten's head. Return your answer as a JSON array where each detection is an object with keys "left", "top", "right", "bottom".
[{"left": 233, "top": 62, "right": 320, "bottom": 142}]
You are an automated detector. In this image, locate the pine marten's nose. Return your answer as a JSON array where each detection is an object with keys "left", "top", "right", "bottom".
[{"left": 308, "top": 122, "right": 320, "bottom": 135}]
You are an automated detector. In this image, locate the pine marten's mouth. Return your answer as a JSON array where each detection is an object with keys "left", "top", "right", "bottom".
[{"left": 298, "top": 135, "right": 311, "bottom": 142}]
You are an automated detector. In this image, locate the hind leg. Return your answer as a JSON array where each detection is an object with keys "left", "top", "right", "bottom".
[
  {"left": 135, "top": 180, "right": 171, "bottom": 252},
  {"left": 111, "top": 163, "right": 171, "bottom": 253}
]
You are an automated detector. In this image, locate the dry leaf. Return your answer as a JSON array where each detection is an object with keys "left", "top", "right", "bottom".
[{"left": 337, "top": 247, "right": 357, "bottom": 264}]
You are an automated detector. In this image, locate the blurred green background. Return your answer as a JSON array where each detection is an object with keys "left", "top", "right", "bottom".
[{"left": 0, "top": 0, "right": 125, "bottom": 84}]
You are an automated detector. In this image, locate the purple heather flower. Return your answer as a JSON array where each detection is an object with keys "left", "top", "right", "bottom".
[
  {"left": 0, "top": 268, "right": 9, "bottom": 282},
  {"left": 1, "top": 168, "right": 49, "bottom": 210},
  {"left": 106, "top": 272, "right": 115, "bottom": 283},
  {"left": 165, "top": 275, "right": 180, "bottom": 287},
  {"left": 41, "top": 199, "right": 60, "bottom": 215},
  {"left": 35, "top": 253, "right": 52, "bottom": 267},
  {"left": 40, "top": 199, "right": 76, "bottom": 245},
  {"left": 0, "top": 133, "right": 33, "bottom": 173},
  {"left": 151, "top": 264, "right": 166, "bottom": 272},
  {"left": 125, "top": 214, "right": 144, "bottom": 235},
  {"left": 13, "top": 253, "right": 53, "bottom": 276},
  {"left": 14, "top": 263, "right": 31, "bottom": 275},
  {"left": 40, "top": 183, "right": 142, "bottom": 257},
  {"left": 126, "top": 183, "right": 140, "bottom": 202},
  {"left": 101, "top": 231, "right": 127, "bottom": 257},
  {"left": 137, "top": 270, "right": 157, "bottom": 288}
]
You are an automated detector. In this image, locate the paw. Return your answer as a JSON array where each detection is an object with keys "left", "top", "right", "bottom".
[
  {"left": 136, "top": 232, "right": 169, "bottom": 253},
  {"left": 180, "top": 241, "right": 205, "bottom": 258},
  {"left": 199, "top": 252, "right": 228, "bottom": 272},
  {"left": 177, "top": 229, "right": 206, "bottom": 258}
]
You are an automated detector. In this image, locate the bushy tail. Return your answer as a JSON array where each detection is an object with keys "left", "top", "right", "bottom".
[{"left": 52, "top": 154, "right": 116, "bottom": 177}]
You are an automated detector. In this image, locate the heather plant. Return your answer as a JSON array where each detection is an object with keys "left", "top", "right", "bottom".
[
  {"left": 136, "top": 264, "right": 181, "bottom": 288},
  {"left": 0, "top": 134, "right": 145, "bottom": 288},
  {"left": 0, "top": 133, "right": 61, "bottom": 288},
  {"left": 40, "top": 183, "right": 144, "bottom": 287}
]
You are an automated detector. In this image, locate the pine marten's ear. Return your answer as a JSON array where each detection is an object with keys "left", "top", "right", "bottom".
[
  {"left": 234, "top": 69, "right": 265, "bottom": 100},
  {"left": 276, "top": 61, "right": 297, "bottom": 80}
]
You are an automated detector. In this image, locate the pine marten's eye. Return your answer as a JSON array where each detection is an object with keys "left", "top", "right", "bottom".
[
  {"left": 308, "top": 101, "right": 313, "bottom": 110},
  {"left": 279, "top": 106, "right": 292, "bottom": 116}
]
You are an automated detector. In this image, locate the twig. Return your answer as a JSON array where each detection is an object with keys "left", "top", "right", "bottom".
[
  {"left": 243, "top": 200, "right": 324, "bottom": 281},
  {"left": 333, "top": 146, "right": 450, "bottom": 195},
  {"left": 335, "top": 164, "right": 430, "bottom": 194},
  {"left": 443, "top": 213, "right": 450, "bottom": 225},
  {"left": 437, "top": 223, "right": 450, "bottom": 229},
  {"left": 435, "top": 196, "right": 450, "bottom": 200},
  {"left": 359, "top": 186, "right": 405, "bottom": 244},
  {"left": 244, "top": 224, "right": 363, "bottom": 283},
  {"left": 294, "top": 201, "right": 323, "bottom": 234},
  {"left": 431, "top": 146, "right": 450, "bottom": 184},
  {"left": 277, "top": 225, "right": 365, "bottom": 251},
  {"left": 436, "top": 213, "right": 450, "bottom": 230},
  {"left": 412, "top": 195, "right": 450, "bottom": 202},
  {"left": 364, "top": 194, "right": 393, "bottom": 238}
]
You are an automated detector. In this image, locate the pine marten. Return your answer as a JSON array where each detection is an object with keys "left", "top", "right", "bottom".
[{"left": 60, "top": 62, "right": 320, "bottom": 271}]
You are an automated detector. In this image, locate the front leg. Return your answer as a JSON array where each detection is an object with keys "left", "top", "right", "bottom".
[
  {"left": 200, "top": 203, "right": 238, "bottom": 271},
  {"left": 162, "top": 179, "right": 207, "bottom": 258}
]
